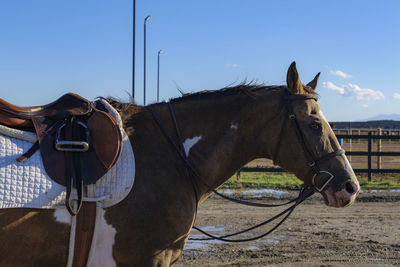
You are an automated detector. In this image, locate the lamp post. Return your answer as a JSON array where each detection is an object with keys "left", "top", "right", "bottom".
[
  {"left": 157, "top": 50, "right": 163, "bottom": 102},
  {"left": 143, "top": 15, "right": 151, "bottom": 105},
  {"left": 132, "top": 0, "right": 136, "bottom": 100}
]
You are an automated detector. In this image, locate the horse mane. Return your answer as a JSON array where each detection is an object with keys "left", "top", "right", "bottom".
[
  {"left": 171, "top": 83, "right": 284, "bottom": 103},
  {"left": 100, "top": 96, "right": 136, "bottom": 112},
  {"left": 171, "top": 81, "right": 317, "bottom": 102},
  {"left": 103, "top": 82, "right": 317, "bottom": 110}
]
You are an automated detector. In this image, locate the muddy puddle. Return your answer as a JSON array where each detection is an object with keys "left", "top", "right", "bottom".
[
  {"left": 186, "top": 224, "right": 286, "bottom": 251},
  {"left": 216, "top": 188, "right": 289, "bottom": 199}
]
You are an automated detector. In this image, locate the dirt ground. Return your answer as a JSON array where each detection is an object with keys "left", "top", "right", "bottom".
[{"left": 175, "top": 191, "right": 400, "bottom": 267}]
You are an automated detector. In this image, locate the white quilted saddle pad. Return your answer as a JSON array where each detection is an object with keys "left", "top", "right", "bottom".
[{"left": 0, "top": 99, "right": 135, "bottom": 209}]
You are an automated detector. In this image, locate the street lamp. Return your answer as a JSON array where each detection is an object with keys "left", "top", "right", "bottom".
[
  {"left": 132, "top": 0, "right": 136, "bottom": 100},
  {"left": 143, "top": 15, "right": 151, "bottom": 105},
  {"left": 157, "top": 50, "right": 163, "bottom": 102}
]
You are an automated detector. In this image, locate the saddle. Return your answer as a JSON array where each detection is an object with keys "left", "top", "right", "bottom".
[{"left": 0, "top": 93, "right": 122, "bottom": 215}]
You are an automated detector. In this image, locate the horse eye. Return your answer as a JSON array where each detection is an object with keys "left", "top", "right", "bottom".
[{"left": 310, "top": 122, "right": 321, "bottom": 130}]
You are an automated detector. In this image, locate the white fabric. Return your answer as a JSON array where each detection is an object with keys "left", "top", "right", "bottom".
[
  {"left": 0, "top": 124, "right": 37, "bottom": 143},
  {"left": 0, "top": 99, "right": 135, "bottom": 209}
]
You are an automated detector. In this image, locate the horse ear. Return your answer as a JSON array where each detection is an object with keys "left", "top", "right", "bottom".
[
  {"left": 306, "top": 72, "right": 321, "bottom": 90},
  {"left": 286, "top": 61, "right": 304, "bottom": 94}
]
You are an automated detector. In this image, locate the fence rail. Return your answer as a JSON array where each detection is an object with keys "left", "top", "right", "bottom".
[{"left": 239, "top": 132, "right": 400, "bottom": 181}]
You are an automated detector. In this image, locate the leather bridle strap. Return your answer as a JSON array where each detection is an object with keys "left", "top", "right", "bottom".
[
  {"left": 272, "top": 92, "right": 318, "bottom": 166},
  {"left": 272, "top": 111, "right": 288, "bottom": 166},
  {"left": 285, "top": 91, "right": 323, "bottom": 174},
  {"left": 273, "top": 89, "right": 345, "bottom": 192},
  {"left": 147, "top": 104, "right": 200, "bottom": 207},
  {"left": 315, "top": 150, "right": 345, "bottom": 165}
]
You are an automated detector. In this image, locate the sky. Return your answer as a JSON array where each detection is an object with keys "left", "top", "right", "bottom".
[{"left": 0, "top": 0, "right": 399, "bottom": 121}]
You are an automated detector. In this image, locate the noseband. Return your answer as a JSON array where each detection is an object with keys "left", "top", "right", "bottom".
[{"left": 272, "top": 89, "right": 345, "bottom": 192}]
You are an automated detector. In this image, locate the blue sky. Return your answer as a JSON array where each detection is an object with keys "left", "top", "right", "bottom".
[{"left": 0, "top": 0, "right": 399, "bottom": 121}]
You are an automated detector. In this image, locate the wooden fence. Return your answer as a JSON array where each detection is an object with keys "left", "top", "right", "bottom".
[{"left": 239, "top": 131, "right": 400, "bottom": 181}]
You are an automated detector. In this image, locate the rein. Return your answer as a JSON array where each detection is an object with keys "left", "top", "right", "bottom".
[
  {"left": 146, "top": 89, "right": 345, "bottom": 242},
  {"left": 190, "top": 186, "right": 314, "bottom": 242}
]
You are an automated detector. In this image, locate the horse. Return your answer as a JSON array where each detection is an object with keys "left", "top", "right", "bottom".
[{"left": 0, "top": 62, "right": 359, "bottom": 266}]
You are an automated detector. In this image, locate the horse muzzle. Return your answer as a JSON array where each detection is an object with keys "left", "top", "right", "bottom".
[{"left": 321, "top": 180, "right": 360, "bottom": 208}]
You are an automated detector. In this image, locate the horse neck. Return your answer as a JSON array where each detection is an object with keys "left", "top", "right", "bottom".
[{"left": 169, "top": 90, "right": 283, "bottom": 202}]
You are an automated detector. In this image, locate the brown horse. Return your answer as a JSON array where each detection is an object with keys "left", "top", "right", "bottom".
[{"left": 0, "top": 62, "right": 359, "bottom": 266}]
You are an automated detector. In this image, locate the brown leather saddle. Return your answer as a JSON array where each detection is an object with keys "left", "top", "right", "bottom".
[{"left": 0, "top": 93, "right": 122, "bottom": 215}]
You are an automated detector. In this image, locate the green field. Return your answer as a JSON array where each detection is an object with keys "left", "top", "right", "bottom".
[{"left": 222, "top": 172, "right": 400, "bottom": 190}]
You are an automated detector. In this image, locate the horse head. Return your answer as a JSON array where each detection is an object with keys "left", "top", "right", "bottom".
[{"left": 265, "top": 62, "right": 360, "bottom": 208}]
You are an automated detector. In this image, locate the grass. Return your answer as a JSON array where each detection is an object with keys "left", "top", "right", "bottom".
[
  {"left": 222, "top": 172, "right": 400, "bottom": 190},
  {"left": 358, "top": 173, "right": 400, "bottom": 190},
  {"left": 222, "top": 172, "right": 302, "bottom": 189},
  {"left": 229, "top": 138, "right": 400, "bottom": 190}
]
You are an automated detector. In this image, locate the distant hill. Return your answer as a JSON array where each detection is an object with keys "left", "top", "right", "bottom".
[
  {"left": 331, "top": 120, "right": 400, "bottom": 129},
  {"left": 361, "top": 114, "right": 400, "bottom": 121}
]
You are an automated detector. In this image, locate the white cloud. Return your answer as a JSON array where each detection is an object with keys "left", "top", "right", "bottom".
[
  {"left": 322, "top": 81, "right": 344, "bottom": 94},
  {"left": 323, "top": 81, "right": 384, "bottom": 101},
  {"left": 330, "top": 70, "right": 352, "bottom": 79},
  {"left": 392, "top": 93, "right": 400, "bottom": 100},
  {"left": 344, "top": 83, "right": 384, "bottom": 100},
  {"left": 362, "top": 103, "right": 368, "bottom": 108},
  {"left": 225, "top": 63, "right": 238, "bottom": 68}
]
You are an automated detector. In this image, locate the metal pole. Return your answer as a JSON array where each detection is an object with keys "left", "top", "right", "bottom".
[
  {"left": 157, "top": 50, "right": 163, "bottom": 102},
  {"left": 132, "top": 0, "right": 135, "bottom": 100},
  {"left": 144, "top": 15, "right": 151, "bottom": 105}
]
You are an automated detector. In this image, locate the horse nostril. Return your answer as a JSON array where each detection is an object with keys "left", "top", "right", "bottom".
[{"left": 345, "top": 181, "right": 355, "bottom": 194}]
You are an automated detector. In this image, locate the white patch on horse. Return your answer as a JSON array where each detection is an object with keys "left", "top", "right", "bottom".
[
  {"left": 230, "top": 122, "right": 238, "bottom": 130},
  {"left": 53, "top": 209, "right": 72, "bottom": 225},
  {"left": 183, "top": 136, "right": 202, "bottom": 157},
  {"left": 90, "top": 209, "right": 117, "bottom": 267}
]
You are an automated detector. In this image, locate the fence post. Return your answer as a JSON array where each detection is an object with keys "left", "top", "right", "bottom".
[
  {"left": 377, "top": 128, "right": 382, "bottom": 169},
  {"left": 349, "top": 129, "right": 352, "bottom": 162},
  {"left": 368, "top": 131, "right": 372, "bottom": 182}
]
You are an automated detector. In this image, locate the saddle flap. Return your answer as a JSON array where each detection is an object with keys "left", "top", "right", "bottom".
[
  {"left": 36, "top": 110, "right": 122, "bottom": 187},
  {"left": 87, "top": 111, "right": 122, "bottom": 170}
]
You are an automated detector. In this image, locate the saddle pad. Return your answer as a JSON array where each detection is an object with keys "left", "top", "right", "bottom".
[{"left": 0, "top": 99, "right": 135, "bottom": 209}]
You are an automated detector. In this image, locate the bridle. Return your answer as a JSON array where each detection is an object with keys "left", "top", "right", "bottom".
[
  {"left": 273, "top": 89, "right": 345, "bottom": 192},
  {"left": 146, "top": 88, "right": 346, "bottom": 242}
]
